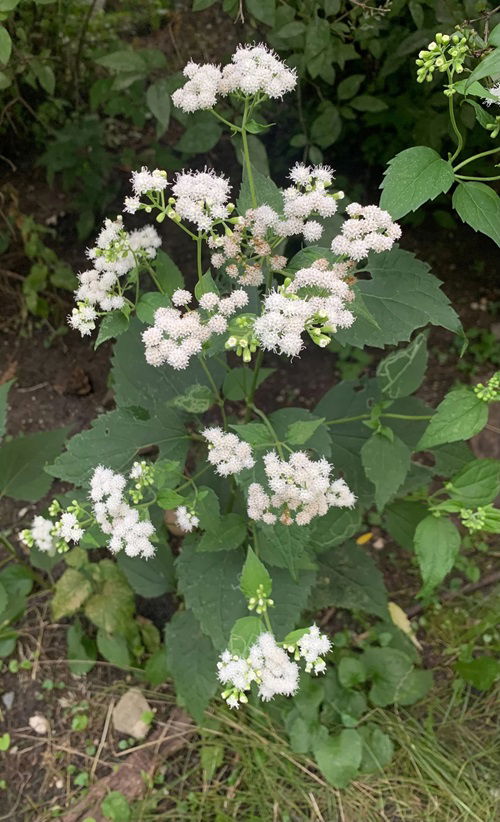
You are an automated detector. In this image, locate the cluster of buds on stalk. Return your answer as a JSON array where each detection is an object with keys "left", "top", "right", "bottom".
[
  {"left": 416, "top": 31, "right": 469, "bottom": 85},
  {"left": 247, "top": 584, "right": 274, "bottom": 615},
  {"left": 225, "top": 314, "right": 260, "bottom": 362},
  {"left": 473, "top": 372, "right": 500, "bottom": 403}
]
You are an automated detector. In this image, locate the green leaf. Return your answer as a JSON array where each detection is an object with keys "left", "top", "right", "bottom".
[
  {"left": 144, "top": 646, "right": 169, "bottom": 686},
  {"left": 246, "top": 0, "right": 275, "bottom": 26},
  {"left": 363, "top": 647, "right": 432, "bottom": 706},
  {"left": 350, "top": 94, "right": 387, "bottom": 112},
  {"left": 258, "top": 524, "right": 316, "bottom": 578},
  {"left": 361, "top": 433, "right": 411, "bottom": 511},
  {"left": 230, "top": 422, "right": 274, "bottom": 449},
  {"left": 271, "top": 568, "right": 317, "bottom": 639},
  {"left": 452, "top": 182, "right": 500, "bottom": 247},
  {"left": 0, "top": 581, "right": 7, "bottom": 613},
  {"left": 359, "top": 726, "right": 394, "bottom": 773},
  {"left": 101, "top": 791, "right": 131, "bottom": 822},
  {"left": 380, "top": 147, "right": 455, "bottom": 219},
  {"left": 136, "top": 292, "right": 170, "bottom": 325},
  {"left": 176, "top": 542, "right": 247, "bottom": 649},
  {"left": 67, "top": 620, "right": 97, "bottom": 676},
  {"left": 229, "top": 616, "right": 264, "bottom": 656},
  {"left": 466, "top": 46, "right": 500, "bottom": 87},
  {"left": 176, "top": 111, "right": 222, "bottom": 153},
  {"left": 240, "top": 547, "right": 272, "bottom": 600},
  {"left": 195, "top": 487, "right": 220, "bottom": 532},
  {"left": 198, "top": 514, "right": 247, "bottom": 552},
  {"left": 338, "top": 657, "right": 366, "bottom": 688},
  {"left": 95, "top": 311, "right": 129, "bottom": 347},
  {"left": 146, "top": 78, "right": 171, "bottom": 134},
  {"left": 222, "top": 367, "right": 274, "bottom": 401},
  {"left": 286, "top": 416, "right": 325, "bottom": 446},
  {"left": 156, "top": 488, "right": 185, "bottom": 509},
  {"left": 335, "top": 248, "right": 461, "bottom": 349},
  {"left": 170, "top": 384, "right": 214, "bottom": 414},
  {"left": 0, "top": 427, "right": 68, "bottom": 501},
  {"left": 313, "top": 541, "right": 388, "bottom": 618},
  {"left": 418, "top": 387, "right": 488, "bottom": 449},
  {"left": 447, "top": 459, "right": 500, "bottom": 506},
  {"left": 96, "top": 629, "right": 131, "bottom": 668},
  {"left": 377, "top": 333, "right": 428, "bottom": 399},
  {"left": 52, "top": 569, "right": 92, "bottom": 621},
  {"left": 383, "top": 500, "right": 428, "bottom": 551},
  {"left": 84, "top": 561, "right": 135, "bottom": 634},
  {"left": 313, "top": 728, "right": 363, "bottom": 788},
  {"left": 237, "top": 162, "right": 283, "bottom": 213},
  {"left": 337, "top": 74, "right": 365, "bottom": 100},
  {"left": 276, "top": 21, "right": 306, "bottom": 38},
  {"left": 95, "top": 49, "right": 146, "bottom": 73},
  {"left": 414, "top": 515, "right": 461, "bottom": 595},
  {"left": 117, "top": 543, "right": 175, "bottom": 597},
  {"left": 194, "top": 269, "right": 219, "bottom": 301},
  {"left": 455, "top": 656, "right": 499, "bottom": 690},
  {"left": 152, "top": 250, "right": 184, "bottom": 296},
  {"left": 308, "top": 506, "right": 362, "bottom": 553},
  {"left": 310, "top": 103, "right": 341, "bottom": 148},
  {"left": 47, "top": 408, "right": 188, "bottom": 486},
  {"left": 431, "top": 442, "right": 475, "bottom": 477},
  {"left": 0, "top": 378, "right": 14, "bottom": 439},
  {"left": 271, "top": 407, "right": 332, "bottom": 456},
  {"left": 0, "top": 27, "right": 12, "bottom": 66},
  {"left": 165, "top": 609, "right": 218, "bottom": 722},
  {"left": 488, "top": 23, "right": 500, "bottom": 46},
  {"left": 192, "top": 0, "right": 217, "bottom": 9}
]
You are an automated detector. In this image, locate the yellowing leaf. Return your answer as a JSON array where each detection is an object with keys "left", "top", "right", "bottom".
[
  {"left": 388, "top": 601, "right": 422, "bottom": 651},
  {"left": 356, "top": 532, "right": 373, "bottom": 545}
]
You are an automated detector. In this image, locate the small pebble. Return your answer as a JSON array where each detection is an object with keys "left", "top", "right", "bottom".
[
  {"left": 2, "top": 692, "right": 14, "bottom": 711},
  {"left": 29, "top": 714, "right": 49, "bottom": 735}
]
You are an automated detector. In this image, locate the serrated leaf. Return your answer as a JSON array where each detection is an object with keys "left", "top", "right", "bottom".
[
  {"left": 223, "top": 367, "right": 274, "bottom": 401},
  {"left": 240, "top": 547, "right": 272, "bottom": 600},
  {"left": 418, "top": 387, "right": 488, "bottom": 449},
  {"left": 229, "top": 616, "right": 264, "bottom": 656},
  {"left": 152, "top": 250, "right": 184, "bottom": 296},
  {"left": 136, "top": 292, "right": 170, "bottom": 325},
  {"left": 96, "top": 629, "right": 131, "bottom": 668},
  {"left": 380, "top": 147, "right": 455, "bottom": 219},
  {"left": 117, "top": 542, "right": 175, "bottom": 597},
  {"left": 52, "top": 569, "right": 92, "bottom": 621},
  {"left": 336, "top": 248, "right": 461, "bottom": 349},
  {"left": 452, "top": 182, "right": 500, "bottom": 247},
  {"left": 144, "top": 646, "right": 169, "bottom": 686},
  {"left": 466, "top": 46, "right": 500, "bottom": 87},
  {"left": 176, "top": 541, "right": 247, "bottom": 649},
  {"left": 414, "top": 515, "right": 461, "bottom": 595},
  {"left": 271, "top": 407, "right": 332, "bottom": 457},
  {"left": 377, "top": 333, "right": 428, "bottom": 399},
  {"left": 258, "top": 524, "right": 316, "bottom": 578},
  {"left": 361, "top": 433, "right": 411, "bottom": 510},
  {"left": 308, "top": 506, "right": 362, "bottom": 553},
  {"left": 313, "top": 541, "right": 388, "bottom": 618},
  {"left": 0, "top": 427, "right": 68, "bottom": 501},
  {"left": 285, "top": 416, "right": 325, "bottom": 446},
  {"left": 271, "top": 568, "right": 316, "bottom": 639},
  {"left": 171, "top": 384, "right": 214, "bottom": 414},
  {"left": 156, "top": 488, "right": 185, "bottom": 509},
  {"left": 84, "top": 561, "right": 135, "bottom": 633},
  {"left": 194, "top": 270, "right": 219, "bottom": 300},
  {"left": 198, "top": 514, "right": 247, "bottom": 552},
  {"left": 431, "top": 441, "right": 475, "bottom": 477},
  {"left": 383, "top": 500, "right": 428, "bottom": 551},
  {"left": 95, "top": 311, "right": 129, "bottom": 347},
  {"left": 237, "top": 162, "right": 283, "bottom": 213},
  {"left": 313, "top": 728, "right": 362, "bottom": 788},
  {"left": 447, "top": 459, "right": 500, "bottom": 506},
  {"left": 230, "top": 422, "right": 274, "bottom": 449},
  {"left": 165, "top": 609, "right": 218, "bottom": 722}
]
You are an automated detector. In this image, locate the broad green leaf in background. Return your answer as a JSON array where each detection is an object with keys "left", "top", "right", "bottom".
[
  {"left": 176, "top": 111, "right": 222, "bottom": 153},
  {"left": 271, "top": 568, "right": 317, "bottom": 639},
  {"left": 455, "top": 657, "right": 500, "bottom": 691},
  {"left": 170, "top": 384, "right": 214, "bottom": 414},
  {"left": 117, "top": 543, "right": 176, "bottom": 597},
  {"left": 146, "top": 78, "right": 171, "bottom": 134},
  {"left": 383, "top": 500, "right": 428, "bottom": 551},
  {"left": 418, "top": 387, "right": 488, "bottom": 449},
  {"left": 52, "top": 569, "right": 92, "bottom": 621},
  {"left": 431, "top": 441, "right": 475, "bottom": 477},
  {"left": 361, "top": 433, "right": 411, "bottom": 510},
  {"left": 152, "top": 250, "right": 184, "bottom": 296},
  {"left": 222, "top": 367, "right": 274, "bottom": 401},
  {"left": 286, "top": 416, "right": 326, "bottom": 446},
  {"left": 0, "top": 427, "right": 68, "bottom": 501},
  {"left": 176, "top": 541, "right": 247, "bottom": 649},
  {"left": 246, "top": 0, "right": 276, "bottom": 26},
  {"left": 488, "top": 23, "right": 500, "bottom": 46},
  {"left": 359, "top": 726, "right": 395, "bottom": 773},
  {"left": 452, "top": 182, "right": 500, "bottom": 247},
  {"left": 95, "top": 49, "right": 147, "bottom": 73},
  {"left": 0, "top": 27, "right": 12, "bottom": 65},
  {"left": 96, "top": 629, "right": 131, "bottom": 668},
  {"left": 95, "top": 311, "right": 129, "bottom": 348},
  {"left": 237, "top": 162, "right": 283, "bottom": 213},
  {"left": 136, "top": 292, "right": 171, "bottom": 325},
  {"left": 313, "top": 542, "right": 388, "bottom": 618},
  {"left": 84, "top": 561, "right": 135, "bottom": 634},
  {"left": 229, "top": 616, "right": 264, "bottom": 656},
  {"left": 0, "top": 378, "right": 14, "bottom": 439},
  {"left": 309, "top": 506, "right": 362, "bottom": 553},
  {"left": 230, "top": 422, "right": 274, "bottom": 449},
  {"left": 165, "top": 609, "right": 218, "bottom": 722},
  {"left": 466, "top": 46, "right": 500, "bottom": 87},
  {"left": 100, "top": 791, "right": 131, "bottom": 822},
  {"left": 194, "top": 270, "right": 219, "bottom": 300},
  {"left": 271, "top": 407, "right": 332, "bottom": 456},
  {"left": 446, "top": 459, "right": 500, "bottom": 507},
  {"left": 380, "top": 146, "right": 455, "bottom": 218},
  {"left": 338, "top": 657, "right": 366, "bottom": 688},
  {"left": 240, "top": 547, "right": 272, "bottom": 599},
  {"left": 313, "top": 728, "right": 363, "bottom": 788},
  {"left": 335, "top": 248, "right": 461, "bottom": 349},
  {"left": 363, "top": 647, "right": 432, "bottom": 706},
  {"left": 67, "top": 619, "right": 97, "bottom": 676},
  {"left": 258, "top": 523, "right": 316, "bottom": 578},
  {"left": 377, "top": 333, "right": 428, "bottom": 398},
  {"left": 350, "top": 94, "right": 388, "bottom": 112},
  {"left": 414, "top": 515, "right": 461, "bottom": 596},
  {"left": 197, "top": 514, "right": 247, "bottom": 552},
  {"left": 47, "top": 408, "right": 188, "bottom": 486}
]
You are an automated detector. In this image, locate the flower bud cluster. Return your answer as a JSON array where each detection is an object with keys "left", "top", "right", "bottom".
[
  {"left": 142, "top": 289, "right": 248, "bottom": 369},
  {"left": 90, "top": 466, "right": 155, "bottom": 559},
  {"left": 172, "top": 44, "right": 296, "bottom": 113},
  {"left": 128, "top": 460, "right": 155, "bottom": 504},
  {"left": 218, "top": 626, "right": 330, "bottom": 709},
  {"left": 248, "top": 451, "right": 356, "bottom": 526},
  {"left": 460, "top": 506, "right": 488, "bottom": 533},
  {"left": 473, "top": 372, "right": 500, "bottom": 402},
  {"left": 124, "top": 167, "right": 168, "bottom": 214},
  {"left": 253, "top": 259, "right": 355, "bottom": 358},
  {"left": 203, "top": 426, "right": 255, "bottom": 476},
  {"left": 247, "top": 584, "right": 274, "bottom": 615},
  {"left": 224, "top": 314, "right": 260, "bottom": 363},
  {"left": 416, "top": 32, "right": 469, "bottom": 84},
  {"left": 20, "top": 506, "right": 84, "bottom": 557},
  {"left": 331, "top": 203, "right": 401, "bottom": 261}
]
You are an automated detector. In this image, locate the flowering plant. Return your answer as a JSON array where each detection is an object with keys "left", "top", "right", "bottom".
[{"left": 13, "top": 44, "right": 500, "bottom": 786}]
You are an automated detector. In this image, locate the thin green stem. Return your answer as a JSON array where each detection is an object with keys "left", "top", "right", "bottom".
[
  {"left": 383, "top": 413, "right": 433, "bottom": 421},
  {"left": 454, "top": 146, "right": 500, "bottom": 171},
  {"left": 196, "top": 234, "right": 203, "bottom": 282},
  {"left": 251, "top": 404, "right": 285, "bottom": 458},
  {"left": 199, "top": 356, "right": 227, "bottom": 430},
  {"left": 455, "top": 174, "right": 500, "bottom": 181},
  {"left": 142, "top": 258, "right": 165, "bottom": 295},
  {"left": 263, "top": 609, "right": 273, "bottom": 633},
  {"left": 241, "top": 99, "right": 257, "bottom": 208},
  {"left": 326, "top": 412, "right": 432, "bottom": 425},
  {"left": 210, "top": 108, "right": 241, "bottom": 131},
  {"left": 448, "top": 85, "right": 464, "bottom": 163},
  {"left": 176, "top": 466, "right": 209, "bottom": 492},
  {"left": 243, "top": 349, "right": 264, "bottom": 422},
  {"left": 327, "top": 413, "right": 370, "bottom": 425}
]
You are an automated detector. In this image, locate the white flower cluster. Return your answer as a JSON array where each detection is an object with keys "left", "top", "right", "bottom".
[
  {"left": 171, "top": 170, "right": 231, "bottom": 232},
  {"left": 254, "top": 259, "right": 355, "bottom": 358},
  {"left": 69, "top": 217, "right": 161, "bottom": 336},
  {"left": 124, "top": 167, "right": 168, "bottom": 214},
  {"left": 21, "top": 511, "right": 84, "bottom": 556},
  {"left": 283, "top": 163, "right": 340, "bottom": 243},
  {"left": 175, "top": 505, "right": 199, "bottom": 533},
  {"left": 248, "top": 451, "right": 356, "bottom": 525},
  {"left": 90, "top": 466, "right": 155, "bottom": 559},
  {"left": 142, "top": 288, "right": 248, "bottom": 369},
  {"left": 203, "top": 427, "right": 255, "bottom": 476},
  {"left": 218, "top": 625, "right": 331, "bottom": 708},
  {"left": 331, "top": 203, "right": 401, "bottom": 261},
  {"left": 172, "top": 44, "right": 296, "bottom": 113}
]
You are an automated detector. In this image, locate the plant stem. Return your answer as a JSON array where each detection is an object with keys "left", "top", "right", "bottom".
[
  {"left": 199, "top": 357, "right": 227, "bottom": 430},
  {"left": 455, "top": 174, "right": 500, "bottom": 181},
  {"left": 241, "top": 100, "right": 257, "bottom": 208},
  {"left": 196, "top": 234, "right": 203, "bottom": 282},
  {"left": 448, "top": 88, "right": 464, "bottom": 163},
  {"left": 210, "top": 108, "right": 241, "bottom": 132},
  {"left": 251, "top": 404, "right": 285, "bottom": 458},
  {"left": 454, "top": 146, "right": 500, "bottom": 171},
  {"left": 383, "top": 413, "right": 433, "bottom": 421},
  {"left": 326, "top": 412, "right": 432, "bottom": 425},
  {"left": 243, "top": 349, "right": 264, "bottom": 422}
]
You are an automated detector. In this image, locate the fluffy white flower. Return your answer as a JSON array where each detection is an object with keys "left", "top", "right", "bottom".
[
  {"left": 219, "top": 44, "right": 296, "bottom": 99},
  {"left": 28, "top": 516, "right": 56, "bottom": 554},
  {"left": 90, "top": 466, "right": 156, "bottom": 559},
  {"left": 57, "top": 512, "right": 83, "bottom": 543},
  {"left": 296, "top": 625, "right": 331, "bottom": 674},
  {"left": 331, "top": 203, "right": 401, "bottom": 261},
  {"left": 175, "top": 505, "right": 199, "bottom": 533},
  {"left": 280, "top": 164, "right": 339, "bottom": 241},
  {"left": 171, "top": 170, "right": 231, "bottom": 232},
  {"left": 130, "top": 167, "right": 168, "bottom": 196},
  {"left": 203, "top": 427, "right": 255, "bottom": 476},
  {"left": 172, "top": 62, "right": 222, "bottom": 112},
  {"left": 248, "top": 451, "right": 356, "bottom": 526}
]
